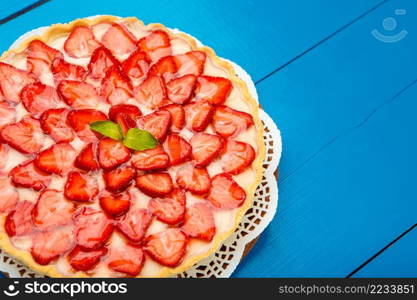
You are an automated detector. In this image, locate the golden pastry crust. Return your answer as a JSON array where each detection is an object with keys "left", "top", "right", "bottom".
[{"left": 0, "top": 15, "right": 265, "bottom": 278}]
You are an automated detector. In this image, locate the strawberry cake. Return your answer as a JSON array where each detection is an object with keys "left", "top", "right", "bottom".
[{"left": 0, "top": 16, "right": 265, "bottom": 277}]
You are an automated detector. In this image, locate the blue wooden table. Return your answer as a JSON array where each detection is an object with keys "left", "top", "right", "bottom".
[{"left": 1, "top": 0, "right": 416, "bottom": 278}]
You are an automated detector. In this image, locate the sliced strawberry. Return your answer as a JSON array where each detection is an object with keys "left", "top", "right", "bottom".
[
  {"left": 144, "top": 228, "right": 188, "bottom": 267},
  {"left": 58, "top": 80, "right": 103, "bottom": 109},
  {"left": 137, "top": 110, "right": 171, "bottom": 142},
  {"left": 0, "top": 144, "right": 7, "bottom": 169},
  {"left": 135, "top": 172, "right": 173, "bottom": 197},
  {"left": 40, "top": 108, "right": 75, "bottom": 143},
  {"left": 134, "top": 75, "right": 169, "bottom": 109},
  {"left": 131, "top": 145, "right": 169, "bottom": 171},
  {"left": 194, "top": 76, "right": 232, "bottom": 105},
  {"left": 9, "top": 160, "right": 51, "bottom": 191},
  {"left": 117, "top": 208, "right": 152, "bottom": 243},
  {"left": 208, "top": 173, "right": 246, "bottom": 209},
  {"left": 102, "top": 66, "right": 134, "bottom": 105},
  {"left": 66, "top": 109, "right": 107, "bottom": 142},
  {"left": 176, "top": 163, "right": 211, "bottom": 195},
  {"left": 160, "top": 104, "right": 185, "bottom": 132},
  {"left": 69, "top": 245, "right": 108, "bottom": 271},
  {"left": 184, "top": 101, "right": 214, "bottom": 132},
  {"left": 221, "top": 140, "right": 255, "bottom": 175},
  {"left": 148, "top": 56, "right": 177, "bottom": 82},
  {"left": 103, "top": 165, "right": 136, "bottom": 193},
  {"left": 5, "top": 200, "right": 34, "bottom": 237},
  {"left": 190, "top": 133, "right": 224, "bottom": 167},
  {"left": 64, "top": 171, "right": 99, "bottom": 202},
  {"left": 122, "top": 49, "right": 149, "bottom": 80},
  {"left": 31, "top": 225, "right": 74, "bottom": 265},
  {"left": 88, "top": 47, "right": 120, "bottom": 80},
  {"left": 101, "top": 23, "right": 137, "bottom": 55},
  {"left": 181, "top": 202, "right": 216, "bottom": 241},
  {"left": 74, "top": 206, "right": 114, "bottom": 249},
  {"left": 109, "top": 104, "right": 141, "bottom": 135},
  {"left": 98, "top": 138, "right": 131, "bottom": 170},
  {"left": 212, "top": 105, "right": 254, "bottom": 137},
  {"left": 20, "top": 82, "right": 61, "bottom": 116},
  {"left": 107, "top": 242, "right": 145, "bottom": 276},
  {"left": 0, "top": 63, "right": 36, "bottom": 104},
  {"left": 74, "top": 142, "right": 99, "bottom": 171},
  {"left": 99, "top": 191, "right": 131, "bottom": 218},
  {"left": 148, "top": 189, "right": 186, "bottom": 225},
  {"left": 0, "top": 101, "right": 16, "bottom": 129},
  {"left": 26, "top": 40, "right": 63, "bottom": 76},
  {"left": 166, "top": 74, "right": 196, "bottom": 104},
  {"left": 64, "top": 26, "right": 101, "bottom": 58},
  {"left": 34, "top": 143, "right": 76, "bottom": 176},
  {"left": 163, "top": 134, "right": 192, "bottom": 165},
  {"left": 174, "top": 51, "right": 206, "bottom": 77},
  {"left": 137, "top": 30, "right": 172, "bottom": 62},
  {"left": 0, "top": 175, "right": 19, "bottom": 213},
  {"left": 51, "top": 58, "right": 87, "bottom": 83}
]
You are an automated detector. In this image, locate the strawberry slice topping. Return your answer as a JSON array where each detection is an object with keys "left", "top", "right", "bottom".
[
  {"left": 144, "top": 228, "right": 188, "bottom": 267},
  {"left": 181, "top": 202, "right": 216, "bottom": 241},
  {"left": 64, "top": 171, "right": 99, "bottom": 202},
  {"left": 122, "top": 49, "right": 149, "bottom": 80},
  {"left": 69, "top": 245, "right": 108, "bottom": 271},
  {"left": 26, "top": 40, "right": 63, "bottom": 76},
  {"left": 88, "top": 47, "right": 120, "bottom": 80},
  {"left": 103, "top": 165, "right": 136, "bottom": 193},
  {"left": 117, "top": 208, "right": 152, "bottom": 243},
  {"left": 9, "top": 160, "right": 51, "bottom": 191},
  {"left": 212, "top": 105, "right": 254, "bottom": 137},
  {"left": 101, "top": 66, "right": 134, "bottom": 105},
  {"left": 74, "top": 142, "right": 99, "bottom": 171},
  {"left": 148, "top": 189, "right": 186, "bottom": 225},
  {"left": 135, "top": 172, "right": 173, "bottom": 197},
  {"left": 148, "top": 56, "right": 177, "bottom": 82},
  {"left": 58, "top": 80, "right": 103, "bottom": 109},
  {"left": 137, "top": 110, "right": 171, "bottom": 142},
  {"left": 20, "top": 82, "right": 61, "bottom": 116},
  {"left": 191, "top": 132, "right": 224, "bottom": 167},
  {"left": 174, "top": 51, "right": 206, "bottom": 77},
  {"left": 109, "top": 104, "right": 142, "bottom": 122},
  {"left": 221, "top": 140, "right": 255, "bottom": 175},
  {"left": 0, "top": 63, "right": 36, "bottom": 104},
  {"left": 184, "top": 101, "right": 214, "bottom": 132},
  {"left": 107, "top": 242, "right": 145, "bottom": 276},
  {"left": 176, "top": 163, "right": 211, "bottom": 195},
  {"left": 51, "top": 58, "right": 87, "bottom": 83},
  {"left": 5, "top": 200, "right": 34, "bottom": 237},
  {"left": 134, "top": 75, "right": 169, "bottom": 109},
  {"left": 166, "top": 74, "right": 196, "bottom": 104},
  {"left": 98, "top": 138, "right": 131, "bottom": 170},
  {"left": 194, "top": 76, "right": 232, "bottom": 105},
  {"left": 64, "top": 26, "right": 101, "bottom": 58},
  {"left": 34, "top": 143, "right": 76, "bottom": 176},
  {"left": 101, "top": 23, "right": 137, "bottom": 55},
  {"left": 131, "top": 145, "right": 169, "bottom": 171},
  {"left": 0, "top": 175, "right": 19, "bottom": 213},
  {"left": 66, "top": 109, "right": 107, "bottom": 142},
  {"left": 138, "top": 30, "right": 172, "bottom": 62},
  {"left": 208, "top": 173, "right": 246, "bottom": 209},
  {"left": 160, "top": 104, "right": 185, "bottom": 132},
  {"left": 33, "top": 189, "right": 75, "bottom": 229},
  {"left": 40, "top": 108, "right": 75, "bottom": 143},
  {"left": 0, "top": 101, "right": 16, "bottom": 129},
  {"left": 74, "top": 206, "right": 114, "bottom": 249},
  {"left": 99, "top": 191, "right": 131, "bottom": 218},
  {"left": 0, "top": 144, "right": 7, "bottom": 169},
  {"left": 4, "top": 111, "right": 45, "bottom": 152},
  {"left": 163, "top": 134, "right": 192, "bottom": 165}
]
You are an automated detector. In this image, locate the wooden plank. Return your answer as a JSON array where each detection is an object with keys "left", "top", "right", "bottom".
[{"left": 0, "top": 0, "right": 44, "bottom": 23}]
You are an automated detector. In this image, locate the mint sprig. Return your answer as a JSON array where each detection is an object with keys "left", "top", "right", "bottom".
[{"left": 90, "top": 121, "right": 123, "bottom": 140}]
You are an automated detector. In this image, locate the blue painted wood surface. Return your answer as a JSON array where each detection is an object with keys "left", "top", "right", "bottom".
[{"left": 0, "top": 0, "right": 43, "bottom": 22}]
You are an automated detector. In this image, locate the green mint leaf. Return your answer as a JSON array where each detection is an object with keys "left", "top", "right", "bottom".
[
  {"left": 123, "top": 128, "right": 158, "bottom": 151},
  {"left": 90, "top": 121, "right": 123, "bottom": 140}
]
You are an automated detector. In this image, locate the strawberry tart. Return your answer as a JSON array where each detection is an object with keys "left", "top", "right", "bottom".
[{"left": 0, "top": 16, "right": 265, "bottom": 277}]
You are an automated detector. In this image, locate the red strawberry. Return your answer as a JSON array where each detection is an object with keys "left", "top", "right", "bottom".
[
  {"left": 138, "top": 30, "right": 172, "bottom": 62},
  {"left": 221, "top": 140, "right": 255, "bottom": 175},
  {"left": 148, "top": 56, "right": 177, "bottom": 82},
  {"left": 194, "top": 76, "right": 232, "bottom": 105},
  {"left": 109, "top": 104, "right": 142, "bottom": 122},
  {"left": 0, "top": 175, "right": 19, "bottom": 213},
  {"left": 99, "top": 191, "right": 131, "bottom": 218},
  {"left": 31, "top": 225, "right": 74, "bottom": 265},
  {"left": 98, "top": 138, "right": 131, "bottom": 170},
  {"left": 176, "top": 163, "right": 211, "bottom": 195},
  {"left": 9, "top": 160, "right": 51, "bottom": 191},
  {"left": 64, "top": 171, "right": 99, "bottom": 202},
  {"left": 20, "top": 82, "right": 61, "bottom": 116},
  {"left": 74, "top": 206, "right": 114, "bottom": 249},
  {"left": 131, "top": 145, "right": 169, "bottom": 171},
  {"left": 163, "top": 134, "right": 192, "bottom": 165},
  {"left": 212, "top": 105, "right": 254, "bottom": 137},
  {"left": 102, "top": 66, "right": 134, "bottom": 105},
  {"left": 40, "top": 108, "right": 75, "bottom": 142},
  {"left": 103, "top": 165, "right": 136, "bottom": 193},
  {"left": 181, "top": 202, "right": 216, "bottom": 241},
  {"left": 135, "top": 172, "right": 173, "bottom": 197},
  {"left": 148, "top": 189, "right": 186, "bottom": 225},
  {"left": 0, "top": 144, "right": 7, "bottom": 169},
  {"left": 4, "top": 200, "right": 34, "bottom": 237},
  {"left": 88, "top": 46, "right": 120, "bottom": 80},
  {"left": 66, "top": 109, "right": 107, "bottom": 142},
  {"left": 184, "top": 101, "right": 214, "bottom": 132},
  {"left": 58, "top": 80, "right": 103, "bottom": 109},
  {"left": 174, "top": 51, "right": 206, "bottom": 77},
  {"left": 208, "top": 173, "right": 246, "bottom": 209},
  {"left": 122, "top": 49, "right": 149, "bottom": 80},
  {"left": 51, "top": 58, "right": 87, "bottom": 83},
  {"left": 74, "top": 142, "right": 99, "bottom": 171},
  {"left": 26, "top": 40, "right": 63, "bottom": 76},
  {"left": 69, "top": 245, "right": 108, "bottom": 271},
  {"left": 101, "top": 23, "right": 137, "bottom": 55},
  {"left": 117, "top": 208, "right": 152, "bottom": 243},
  {"left": 144, "top": 228, "right": 188, "bottom": 267},
  {"left": 33, "top": 189, "right": 75, "bottom": 230},
  {"left": 137, "top": 110, "right": 171, "bottom": 142},
  {"left": 190, "top": 133, "right": 224, "bottom": 167},
  {"left": 160, "top": 104, "right": 185, "bottom": 132},
  {"left": 64, "top": 26, "right": 101, "bottom": 58},
  {"left": 0, "top": 63, "right": 36, "bottom": 104},
  {"left": 107, "top": 242, "right": 145, "bottom": 276},
  {"left": 0, "top": 101, "right": 16, "bottom": 129},
  {"left": 166, "top": 74, "right": 196, "bottom": 104},
  {"left": 34, "top": 143, "right": 76, "bottom": 176},
  {"left": 134, "top": 75, "right": 169, "bottom": 109}
]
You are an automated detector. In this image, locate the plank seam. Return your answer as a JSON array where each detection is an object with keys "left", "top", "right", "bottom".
[{"left": 0, "top": 0, "right": 50, "bottom": 26}]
